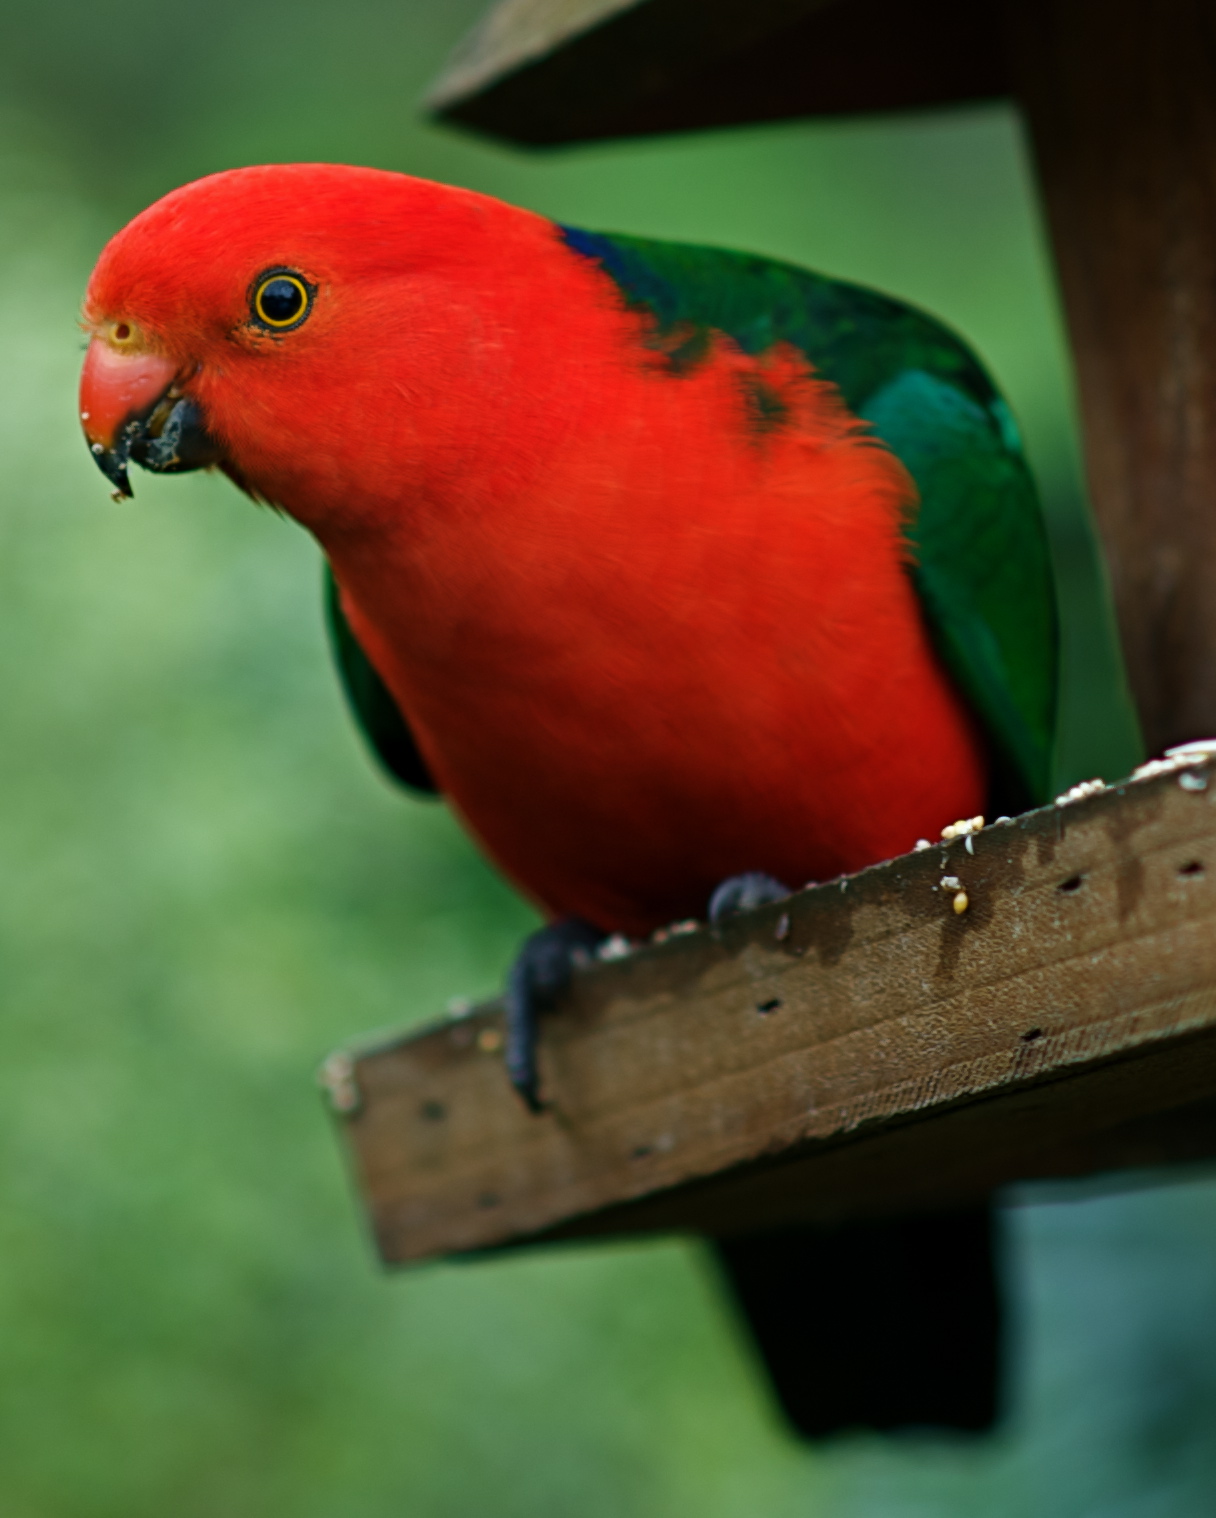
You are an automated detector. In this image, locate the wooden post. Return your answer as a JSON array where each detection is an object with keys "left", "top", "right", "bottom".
[{"left": 1007, "top": 0, "right": 1216, "bottom": 756}]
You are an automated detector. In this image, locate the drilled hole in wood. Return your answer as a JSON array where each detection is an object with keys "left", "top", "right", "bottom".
[
  {"left": 1179, "top": 860, "right": 1206, "bottom": 877},
  {"left": 1021, "top": 1027, "right": 1043, "bottom": 1043},
  {"left": 1058, "top": 874, "right": 1085, "bottom": 893},
  {"left": 756, "top": 998, "right": 782, "bottom": 1014}
]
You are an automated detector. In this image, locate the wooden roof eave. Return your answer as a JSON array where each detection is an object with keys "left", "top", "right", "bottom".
[{"left": 426, "top": 0, "right": 1013, "bottom": 147}]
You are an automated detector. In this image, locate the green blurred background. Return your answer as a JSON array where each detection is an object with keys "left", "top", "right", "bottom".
[{"left": 0, "top": 1, "right": 1213, "bottom": 1513}]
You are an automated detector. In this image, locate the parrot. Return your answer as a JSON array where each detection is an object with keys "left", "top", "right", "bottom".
[{"left": 78, "top": 163, "right": 1057, "bottom": 1438}]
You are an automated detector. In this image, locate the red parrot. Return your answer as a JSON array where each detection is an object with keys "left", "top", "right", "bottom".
[{"left": 79, "top": 163, "right": 1056, "bottom": 1438}]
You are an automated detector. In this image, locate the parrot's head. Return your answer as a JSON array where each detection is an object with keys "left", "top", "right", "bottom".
[{"left": 79, "top": 163, "right": 550, "bottom": 525}]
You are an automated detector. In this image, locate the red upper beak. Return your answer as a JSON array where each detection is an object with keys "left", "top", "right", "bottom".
[
  {"left": 80, "top": 338, "right": 180, "bottom": 449},
  {"left": 79, "top": 337, "right": 220, "bottom": 497}
]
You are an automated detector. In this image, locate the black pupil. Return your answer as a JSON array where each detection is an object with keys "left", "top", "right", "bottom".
[{"left": 260, "top": 278, "right": 304, "bottom": 323}]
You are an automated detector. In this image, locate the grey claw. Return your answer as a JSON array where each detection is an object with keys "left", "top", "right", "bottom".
[
  {"left": 708, "top": 872, "right": 791, "bottom": 924},
  {"left": 504, "top": 918, "right": 606, "bottom": 1112}
]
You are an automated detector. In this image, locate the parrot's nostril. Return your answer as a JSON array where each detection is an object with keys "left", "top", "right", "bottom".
[{"left": 113, "top": 322, "right": 132, "bottom": 342}]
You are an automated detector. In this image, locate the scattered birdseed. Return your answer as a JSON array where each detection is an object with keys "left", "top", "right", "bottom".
[
  {"left": 914, "top": 838, "right": 931, "bottom": 851},
  {"left": 446, "top": 995, "right": 474, "bottom": 1019},
  {"left": 597, "top": 933, "right": 633, "bottom": 961},
  {"left": 940, "top": 876, "right": 962, "bottom": 891},
  {"left": 941, "top": 815, "right": 984, "bottom": 840},
  {"left": 669, "top": 920, "right": 699, "bottom": 936},
  {"left": 1055, "top": 778, "right": 1106, "bottom": 805},
  {"left": 1179, "top": 770, "right": 1209, "bottom": 792},
  {"left": 1132, "top": 751, "right": 1212, "bottom": 781},
  {"left": 953, "top": 891, "right": 969, "bottom": 914},
  {"left": 317, "top": 1052, "right": 361, "bottom": 1116},
  {"left": 477, "top": 1027, "right": 503, "bottom": 1054},
  {"left": 775, "top": 913, "right": 791, "bottom": 942},
  {"left": 1166, "top": 739, "right": 1216, "bottom": 759}
]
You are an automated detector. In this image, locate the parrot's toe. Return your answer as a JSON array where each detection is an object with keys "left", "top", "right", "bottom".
[
  {"left": 708, "top": 872, "right": 791, "bottom": 924},
  {"left": 504, "top": 917, "right": 606, "bottom": 1112}
]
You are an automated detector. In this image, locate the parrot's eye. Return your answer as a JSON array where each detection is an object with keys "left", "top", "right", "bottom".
[{"left": 250, "top": 271, "right": 313, "bottom": 332}]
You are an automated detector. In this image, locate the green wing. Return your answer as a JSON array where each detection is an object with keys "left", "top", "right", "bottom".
[
  {"left": 560, "top": 227, "right": 1059, "bottom": 810},
  {"left": 323, "top": 566, "right": 439, "bottom": 796}
]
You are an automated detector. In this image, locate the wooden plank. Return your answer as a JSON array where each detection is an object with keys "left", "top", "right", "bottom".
[
  {"left": 427, "top": 0, "right": 1009, "bottom": 145},
  {"left": 323, "top": 755, "right": 1216, "bottom": 1263},
  {"left": 1007, "top": 0, "right": 1216, "bottom": 757}
]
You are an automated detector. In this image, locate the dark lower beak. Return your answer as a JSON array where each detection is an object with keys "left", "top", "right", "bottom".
[{"left": 92, "top": 395, "right": 224, "bottom": 499}]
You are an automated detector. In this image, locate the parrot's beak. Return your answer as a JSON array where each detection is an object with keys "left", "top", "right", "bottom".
[{"left": 79, "top": 335, "right": 222, "bottom": 498}]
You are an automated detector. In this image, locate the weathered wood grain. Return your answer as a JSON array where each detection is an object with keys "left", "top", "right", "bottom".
[
  {"left": 325, "top": 759, "right": 1216, "bottom": 1264},
  {"left": 427, "top": 0, "right": 1009, "bottom": 145}
]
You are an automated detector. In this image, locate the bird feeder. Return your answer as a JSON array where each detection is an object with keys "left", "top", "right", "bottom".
[{"left": 323, "top": 0, "right": 1216, "bottom": 1438}]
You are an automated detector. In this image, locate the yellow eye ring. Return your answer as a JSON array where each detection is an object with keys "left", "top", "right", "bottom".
[{"left": 251, "top": 271, "right": 313, "bottom": 331}]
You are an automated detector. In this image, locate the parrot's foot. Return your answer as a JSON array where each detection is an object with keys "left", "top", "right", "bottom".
[
  {"left": 505, "top": 918, "right": 606, "bottom": 1113},
  {"left": 708, "top": 872, "right": 791, "bottom": 924}
]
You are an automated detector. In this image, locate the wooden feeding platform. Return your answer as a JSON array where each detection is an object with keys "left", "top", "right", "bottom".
[{"left": 321, "top": 754, "right": 1216, "bottom": 1264}]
